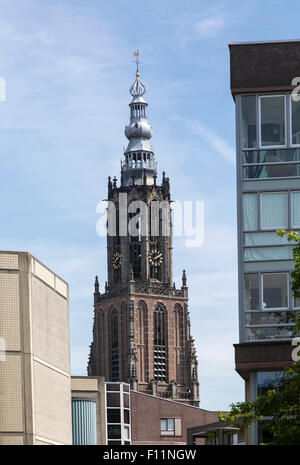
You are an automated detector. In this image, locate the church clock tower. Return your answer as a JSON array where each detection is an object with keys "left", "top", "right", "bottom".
[{"left": 88, "top": 56, "right": 199, "bottom": 406}]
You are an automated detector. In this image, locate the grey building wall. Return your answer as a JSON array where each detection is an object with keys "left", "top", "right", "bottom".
[{"left": 0, "top": 251, "right": 72, "bottom": 445}]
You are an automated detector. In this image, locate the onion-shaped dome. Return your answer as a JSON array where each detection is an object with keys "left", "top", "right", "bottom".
[{"left": 130, "top": 73, "right": 146, "bottom": 98}]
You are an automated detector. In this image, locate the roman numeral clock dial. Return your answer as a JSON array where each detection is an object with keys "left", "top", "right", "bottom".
[
  {"left": 112, "top": 252, "right": 121, "bottom": 269},
  {"left": 148, "top": 247, "right": 164, "bottom": 266}
]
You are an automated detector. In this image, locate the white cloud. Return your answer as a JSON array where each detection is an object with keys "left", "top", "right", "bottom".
[
  {"left": 188, "top": 120, "right": 236, "bottom": 165},
  {"left": 171, "top": 116, "right": 236, "bottom": 166},
  {"left": 195, "top": 16, "right": 225, "bottom": 38}
]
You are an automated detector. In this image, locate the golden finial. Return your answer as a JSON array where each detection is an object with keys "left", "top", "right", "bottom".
[{"left": 133, "top": 49, "right": 141, "bottom": 77}]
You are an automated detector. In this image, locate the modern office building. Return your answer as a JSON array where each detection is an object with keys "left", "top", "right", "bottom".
[
  {"left": 0, "top": 251, "right": 72, "bottom": 445},
  {"left": 229, "top": 40, "right": 300, "bottom": 444},
  {"left": 88, "top": 59, "right": 199, "bottom": 405}
]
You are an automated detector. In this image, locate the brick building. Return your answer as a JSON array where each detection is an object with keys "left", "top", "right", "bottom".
[{"left": 88, "top": 58, "right": 199, "bottom": 405}]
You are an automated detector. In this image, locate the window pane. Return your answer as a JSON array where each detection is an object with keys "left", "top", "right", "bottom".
[
  {"left": 292, "top": 191, "right": 300, "bottom": 227},
  {"left": 107, "top": 409, "right": 121, "bottom": 424},
  {"left": 261, "top": 192, "right": 287, "bottom": 229},
  {"left": 258, "top": 421, "right": 275, "bottom": 445},
  {"left": 124, "top": 426, "right": 130, "bottom": 440},
  {"left": 262, "top": 273, "right": 288, "bottom": 308},
  {"left": 245, "top": 326, "right": 294, "bottom": 340},
  {"left": 123, "top": 394, "right": 129, "bottom": 408},
  {"left": 243, "top": 164, "right": 300, "bottom": 179},
  {"left": 242, "top": 149, "right": 300, "bottom": 164},
  {"left": 244, "top": 232, "right": 289, "bottom": 246},
  {"left": 260, "top": 96, "right": 285, "bottom": 146},
  {"left": 106, "top": 393, "right": 120, "bottom": 407},
  {"left": 291, "top": 97, "right": 300, "bottom": 145},
  {"left": 244, "top": 246, "right": 293, "bottom": 261},
  {"left": 245, "top": 311, "right": 297, "bottom": 325},
  {"left": 257, "top": 371, "right": 286, "bottom": 396},
  {"left": 241, "top": 95, "right": 256, "bottom": 148},
  {"left": 106, "top": 383, "right": 120, "bottom": 392},
  {"left": 243, "top": 193, "right": 258, "bottom": 231},
  {"left": 244, "top": 274, "right": 259, "bottom": 310},
  {"left": 124, "top": 409, "right": 130, "bottom": 424},
  {"left": 161, "top": 418, "right": 174, "bottom": 436},
  {"left": 168, "top": 419, "right": 174, "bottom": 431},
  {"left": 108, "top": 425, "right": 121, "bottom": 439},
  {"left": 160, "top": 419, "right": 167, "bottom": 431}
]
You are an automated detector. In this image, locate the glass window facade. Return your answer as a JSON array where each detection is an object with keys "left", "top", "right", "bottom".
[
  {"left": 105, "top": 382, "right": 131, "bottom": 445},
  {"left": 240, "top": 94, "right": 300, "bottom": 181},
  {"left": 72, "top": 399, "right": 97, "bottom": 445},
  {"left": 244, "top": 272, "right": 299, "bottom": 341},
  {"left": 242, "top": 191, "right": 298, "bottom": 262}
]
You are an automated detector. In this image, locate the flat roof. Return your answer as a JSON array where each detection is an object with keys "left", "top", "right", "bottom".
[
  {"left": 229, "top": 38, "right": 300, "bottom": 46},
  {"left": 229, "top": 40, "right": 300, "bottom": 95}
]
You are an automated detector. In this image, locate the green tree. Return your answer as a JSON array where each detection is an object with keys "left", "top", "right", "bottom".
[
  {"left": 218, "top": 363, "right": 300, "bottom": 444},
  {"left": 219, "top": 230, "right": 300, "bottom": 445}
]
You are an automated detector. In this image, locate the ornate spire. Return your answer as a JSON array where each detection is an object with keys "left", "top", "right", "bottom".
[
  {"left": 130, "top": 49, "right": 145, "bottom": 97},
  {"left": 130, "top": 50, "right": 146, "bottom": 99},
  {"left": 121, "top": 51, "right": 157, "bottom": 186},
  {"left": 94, "top": 275, "right": 99, "bottom": 294},
  {"left": 182, "top": 269, "right": 187, "bottom": 287}
]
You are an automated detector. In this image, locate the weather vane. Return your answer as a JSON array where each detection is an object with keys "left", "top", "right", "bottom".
[{"left": 133, "top": 49, "right": 141, "bottom": 76}]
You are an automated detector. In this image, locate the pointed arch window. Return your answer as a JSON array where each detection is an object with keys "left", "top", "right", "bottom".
[
  {"left": 137, "top": 300, "right": 148, "bottom": 382},
  {"left": 120, "top": 303, "right": 128, "bottom": 381},
  {"left": 153, "top": 303, "right": 168, "bottom": 383},
  {"left": 109, "top": 308, "right": 119, "bottom": 381}
]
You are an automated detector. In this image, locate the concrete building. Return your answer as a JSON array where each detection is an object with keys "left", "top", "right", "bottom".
[
  {"left": 88, "top": 57, "right": 199, "bottom": 406},
  {"left": 0, "top": 251, "right": 72, "bottom": 445},
  {"left": 229, "top": 40, "right": 300, "bottom": 444}
]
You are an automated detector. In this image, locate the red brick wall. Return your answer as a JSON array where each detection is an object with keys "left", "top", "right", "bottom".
[
  {"left": 130, "top": 391, "right": 219, "bottom": 444},
  {"left": 95, "top": 295, "right": 189, "bottom": 388}
]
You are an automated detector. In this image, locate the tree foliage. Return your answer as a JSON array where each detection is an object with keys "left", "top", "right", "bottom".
[
  {"left": 277, "top": 229, "right": 300, "bottom": 302},
  {"left": 218, "top": 363, "right": 300, "bottom": 444}
]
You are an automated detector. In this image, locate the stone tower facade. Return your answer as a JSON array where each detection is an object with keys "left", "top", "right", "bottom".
[{"left": 88, "top": 60, "right": 199, "bottom": 406}]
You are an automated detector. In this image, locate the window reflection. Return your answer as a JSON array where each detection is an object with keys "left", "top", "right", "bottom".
[
  {"left": 291, "top": 97, "right": 300, "bottom": 145},
  {"left": 242, "top": 149, "right": 300, "bottom": 179},
  {"left": 245, "top": 326, "right": 294, "bottom": 340},
  {"left": 260, "top": 96, "right": 285, "bottom": 146},
  {"left": 244, "top": 274, "right": 259, "bottom": 310},
  {"left": 257, "top": 371, "right": 287, "bottom": 396},
  {"left": 263, "top": 273, "right": 288, "bottom": 309},
  {"left": 242, "top": 95, "right": 256, "bottom": 148}
]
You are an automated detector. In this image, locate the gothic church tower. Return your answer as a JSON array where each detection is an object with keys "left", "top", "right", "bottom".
[{"left": 88, "top": 58, "right": 199, "bottom": 405}]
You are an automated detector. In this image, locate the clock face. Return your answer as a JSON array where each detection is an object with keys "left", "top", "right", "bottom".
[
  {"left": 148, "top": 247, "right": 163, "bottom": 266},
  {"left": 112, "top": 252, "right": 121, "bottom": 269}
]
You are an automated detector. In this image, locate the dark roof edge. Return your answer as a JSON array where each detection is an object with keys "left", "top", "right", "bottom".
[{"left": 229, "top": 39, "right": 300, "bottom": 46}]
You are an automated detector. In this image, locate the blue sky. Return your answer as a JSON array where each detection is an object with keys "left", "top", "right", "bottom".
[{"left": 1, "top": 0, "right": 300, "bottom": 410}]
